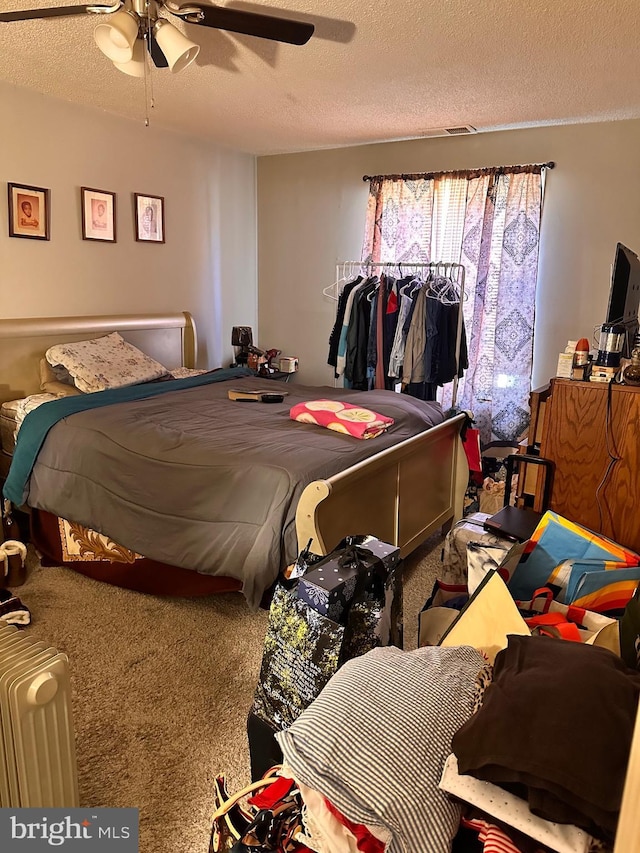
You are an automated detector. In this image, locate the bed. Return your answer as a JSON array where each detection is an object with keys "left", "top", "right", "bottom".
[{"left": 0, "top": 312, "right": 468, "bottom": 608}]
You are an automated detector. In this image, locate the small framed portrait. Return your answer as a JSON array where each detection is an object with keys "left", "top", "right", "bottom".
[
  {"left": 134, "top": 193, "right": 165, "bottom": 243},
  {"left": 81, "top": 187, "right": 116, "bottom": 242},
  {"left": 8, "top": 182, "right": 50, "bottom": 240}
]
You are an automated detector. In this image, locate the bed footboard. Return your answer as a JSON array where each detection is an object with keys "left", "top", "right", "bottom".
[{"left": 296, "top": 413, "right": 468, "bottom": 557}]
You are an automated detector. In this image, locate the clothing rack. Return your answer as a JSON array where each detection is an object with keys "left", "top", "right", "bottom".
[{"left": 326, "top": 260, "right": 467, "bottom": 408}]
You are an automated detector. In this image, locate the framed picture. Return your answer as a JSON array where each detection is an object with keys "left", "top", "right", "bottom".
[
  {"left": 134, "top": 193, "right": 165, "bottom": 243},
  {"left": 8, "top": 182, "right": 50, "bottom": 240},
  {"left": 81, "top": 187, "right": 116, "bottom": 242}
]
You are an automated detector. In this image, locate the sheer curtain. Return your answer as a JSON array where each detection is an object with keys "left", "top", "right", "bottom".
[{"left": 361, "top": 168, "right": 544, "bottom": 443}]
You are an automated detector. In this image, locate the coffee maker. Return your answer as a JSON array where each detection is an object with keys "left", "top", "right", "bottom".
[{"left": 590, "top": 323, "right": 626, "bottom": 383}]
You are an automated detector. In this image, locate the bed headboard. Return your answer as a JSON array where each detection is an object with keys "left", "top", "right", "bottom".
[{"left": 0, "top": 312, "right": 197, "bottom": 405}]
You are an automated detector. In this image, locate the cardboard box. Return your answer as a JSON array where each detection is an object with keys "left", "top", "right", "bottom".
[{"left": 279, "top": 357, "right": 298, "bottom": 373}]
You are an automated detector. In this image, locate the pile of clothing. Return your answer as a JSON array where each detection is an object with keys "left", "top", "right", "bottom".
[{"left": 275, "top": 635, "right": 638, "bottom": 852}]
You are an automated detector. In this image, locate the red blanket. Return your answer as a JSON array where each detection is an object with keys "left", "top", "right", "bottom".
[{"left": 289, "top": 400, "right": 394, "bottom": 439}]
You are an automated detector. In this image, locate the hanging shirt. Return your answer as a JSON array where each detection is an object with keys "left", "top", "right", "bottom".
[
  {"left": 346, "top": 278, "right": 377, "bottom": 390},
  {"left": 366, "top": 284, "right": 380, "bottom": 374},
  {"left": 335, "top": 278, "right": 368, "bottom": 378},
  {"left": 366, "top": 290, "right": 378, "bottom": 390},
  {"left": 423, "top": 280, "right": 444, "bottom": 384},
  {"left": 422, "top": 277, "right": 469, "bottom": 386},
  {"left": 375, "top": 276, "right": 388, "bottom": 390},
  {"left": 388, "top": 277, "right": 417, "bottom": 379},
  {"left": 425, "top": 301, "right": 468, "bottom": 385},
  {"left": 328, "top": 276, "right": 362, "bottom": 373},
  {"left": 435, "top": 301, "right": 468, "bottom": 385},
  {"left": 382, "top": 276, "right": 399, "bottom": 390},
  {"left": 402, "top": 286, "right": 427, "bottom": 385}
]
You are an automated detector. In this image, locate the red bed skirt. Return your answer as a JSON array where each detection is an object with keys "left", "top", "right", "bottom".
[{"left": 30, "top": 509, "right": 243, "bottom": 598}]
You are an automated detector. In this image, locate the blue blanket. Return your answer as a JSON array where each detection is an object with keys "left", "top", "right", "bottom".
[{"left": 3, "top": 366, "right": 253, "bottom": 506}]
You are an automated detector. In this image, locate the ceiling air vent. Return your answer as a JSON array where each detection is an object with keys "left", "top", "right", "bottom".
[
  {"left": 444, "top": 126, "right": 477, "bottom": 135},
  {"left": 419, "top": 126, "right": 478, "bottom": 139}
]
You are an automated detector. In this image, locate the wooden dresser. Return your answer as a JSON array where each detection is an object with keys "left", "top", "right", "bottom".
[{"left": 535, "top": 378, "right": 640, "bottom": 553}]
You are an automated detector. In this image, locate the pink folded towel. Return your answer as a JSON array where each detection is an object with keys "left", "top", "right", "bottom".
[{"left": 289, "top": 400, "right": 394, "bottom": 439}]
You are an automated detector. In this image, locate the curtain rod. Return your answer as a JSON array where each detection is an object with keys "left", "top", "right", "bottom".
[{"left": 362, "top": 162, "right": 555, "bottom": 182}]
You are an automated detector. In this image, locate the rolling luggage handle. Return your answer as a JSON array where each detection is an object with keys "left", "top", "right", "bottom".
[
  {"left": 483, "top": 454, "right": 554, "bottom": 542},
  {"left": 503, "top": 453, "right": 554, "bottom": 513}
]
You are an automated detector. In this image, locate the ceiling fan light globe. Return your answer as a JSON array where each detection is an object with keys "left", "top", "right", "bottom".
[
  {"left": 153, "top": 19, "right": 200, "bottom": 73},
  {"left": 94, "top": 9, "right": 139, "bottom": 63},
  {"left": 113, "top": 38, "right": 146, "bottom": 77}
]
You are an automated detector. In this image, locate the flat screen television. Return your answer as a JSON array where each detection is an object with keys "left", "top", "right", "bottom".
[{"left": 606, "top": 242, "right": 640, "bottom": 356}]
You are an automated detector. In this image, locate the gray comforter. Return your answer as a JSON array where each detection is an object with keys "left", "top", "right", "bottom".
[{"left": 27, "top": 377, "right": 443, "bottom": 607}]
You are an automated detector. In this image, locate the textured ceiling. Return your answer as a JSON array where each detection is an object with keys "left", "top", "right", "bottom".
[{"left": 1, "top": 0, "right": 640, "bottom": 155}]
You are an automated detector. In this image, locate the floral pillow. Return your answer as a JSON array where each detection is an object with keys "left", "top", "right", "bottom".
[
  {"left": 46, "top": 332, "right": 169, "bottom": 394},
  {"left": 169, "top": 367, "right": 212, "bottom": 379},
  {"left": 39, "top": 358, "right": 82, "bottom": 397}
]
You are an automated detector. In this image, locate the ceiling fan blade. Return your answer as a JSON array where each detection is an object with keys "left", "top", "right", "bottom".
[
  {"left": 0, "top": 3, "right": 121, "bottom": 22},
  {"left": 172, "top": 4, "right": 314, "bottom": 45},
  {"left": 147, "top": 29, "right": 170, "bottom": 68}
]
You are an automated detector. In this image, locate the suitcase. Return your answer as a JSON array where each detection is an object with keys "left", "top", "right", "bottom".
[
  {"left": 483, "top": 454, "right": 553, "bottom": 542},
  {"left": 442, "top": 513, "right": 514, "bottom": 586}
]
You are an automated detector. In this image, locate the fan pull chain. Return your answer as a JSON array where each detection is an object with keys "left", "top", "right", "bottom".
[
  {"left": 143, "top": 3, "right": 155, "bottom": 127},
  {"left": 143, "top": 50, "right": 156, "bottom": 127},
  {"left": 143, "top": 35, "right": 150, "bottom": 127}
]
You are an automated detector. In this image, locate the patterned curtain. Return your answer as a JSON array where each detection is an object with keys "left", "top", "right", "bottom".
[
  {"left": 362, "top": 169, "right": 543, "bottom": 443},
  {"left": 362, "top": 178, "right": 434, "bottom": 263}
]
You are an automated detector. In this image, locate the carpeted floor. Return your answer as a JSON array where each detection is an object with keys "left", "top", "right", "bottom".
[{"left": 17, "top": 536, "right": 445, "bottom": 853}]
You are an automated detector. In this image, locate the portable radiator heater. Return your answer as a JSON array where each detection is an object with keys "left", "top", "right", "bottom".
[{"left": 0, "top": 621, "right": 78, "bottom": 807}]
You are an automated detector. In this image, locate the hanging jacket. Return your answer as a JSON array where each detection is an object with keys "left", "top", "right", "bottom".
[
  {"left": 335, "top": 278, "right": 367, "bottom": 378},
  {"left": 328, "top": 276, "right": 362, "bottom": 373},
  {"left": 402, "top": 287, "right": 427, "bottom": 385},
  {"left": 347, "top": 279, "right": 377, "bottom": 390}
]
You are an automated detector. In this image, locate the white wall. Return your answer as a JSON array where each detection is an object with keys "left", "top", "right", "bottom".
[
  {"left": 0, "top": 80, "right": 257, "bottom": 369},
  {"left": 257, "top": 120, "right": 640, "bottom": 389}
]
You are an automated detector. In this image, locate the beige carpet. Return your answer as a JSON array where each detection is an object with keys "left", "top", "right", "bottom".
[{"left": 17, "top": 537, "right": 444, "bottom": 853}]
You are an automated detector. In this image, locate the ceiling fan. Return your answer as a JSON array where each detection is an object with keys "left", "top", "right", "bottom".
[{"left": 0, "top": 1, "right": 315, "bottom": 75}]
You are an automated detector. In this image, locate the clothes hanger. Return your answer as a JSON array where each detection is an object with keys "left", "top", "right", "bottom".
[
  {"left": 322, "top": 282, "right": 340, "bottom": 300},
  {"left": 424, "top": 267, "right": 444, "bottom": 299},
  {"left": 323, "top": 270, "right": 349, "bottom": 300},
  {"left": 323, "top": 262, "right": 367, "bottom": 300},
  {"left": 438, "top": 273, "right": 464, "bottom": 304},
  {"left": 426, "top": 276, "right": 452, "bottom": 303},
  {"left": 366, "top": 276, "right": 382, "bottom": 301},
  {"left": 441, "top": 283, "right": 461, "bottom": 304},
  {"left": 425, "top": 281, "right": 443, "bottom": 300},
  {"left": 400, "top": 270, "right": 423, "bottom": 296}
]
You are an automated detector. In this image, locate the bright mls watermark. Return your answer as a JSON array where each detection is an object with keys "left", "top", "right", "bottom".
[{"left": 0, "top": 809, "right": 138, "bottom": 850}]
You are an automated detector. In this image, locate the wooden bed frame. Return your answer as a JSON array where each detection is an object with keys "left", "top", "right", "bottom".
[
  {"left": 296, "top": 413, "right": 468, "bottom": 557},
  {"left": 0, "top": 311, "right": 468, "bottom": 577}
]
